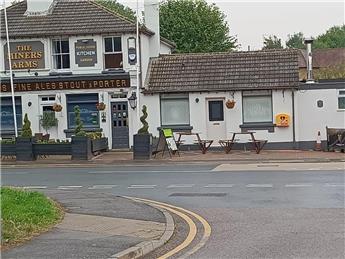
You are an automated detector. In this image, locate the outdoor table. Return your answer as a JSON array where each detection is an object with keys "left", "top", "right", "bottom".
[
  {"left": 176, "top": 132, "right": 213, "bottom": 154},
  {"left": 219, "top": 139, "right": 236, "bottom": 154},
  {"left": 229, "top": 131, "right": 267, "bottom": 154}
]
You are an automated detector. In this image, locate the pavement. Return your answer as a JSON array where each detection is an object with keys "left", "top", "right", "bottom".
[
  {"left": 1, "top": 150, "right": 345, "bottom": 167},
  {"left": 1, "top": 190, "right": 174, "bottom": 259}
]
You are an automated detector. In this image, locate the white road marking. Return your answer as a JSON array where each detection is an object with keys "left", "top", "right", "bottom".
[
  {"left": 246, "top": 184, "right": 273, "bottom": 188},
  {"left": 204, "top": 184, "right": 233, "bottom": 188},
  {"left": 3, "top": 171, "right": 28, "bottom": 175},
  {"left": 88, "top": 170, "right": 207, "bottom": 174},
  {"left": 285, "top": 183, "right": 313, "bottom": 187},
  {"left": 128, "top": 185, "right": 156, "bottom": 189},
  {"left": 324, "top": 183, "right": 345, "bottom": 187},
  {"left": 88, "top": 185, "right": 118, "bottom": 189},
  {"left": 167, "top": 184, "right": 195, "bottom": 188},
  {"left": 23, "top": 186, "right": 47, "bottom": 189},
  {"left": 57, "top": 185, "right": 83, "bottom": 189}
]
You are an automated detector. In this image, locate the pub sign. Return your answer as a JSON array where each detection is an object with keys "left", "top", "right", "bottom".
[
  {"left": 4, "top": 41, "right": 45, "bottom": 70},
  {"left": 75, "top": 39, "right": 97, "bottom": 67}
]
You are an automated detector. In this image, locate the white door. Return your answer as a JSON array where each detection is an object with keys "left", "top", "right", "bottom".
[{"left": 206, "top": 99, "right": 226, "bottom": 143}]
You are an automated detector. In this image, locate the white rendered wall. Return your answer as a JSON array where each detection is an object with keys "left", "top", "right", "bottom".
[{"left": 296, "top": 88, "right": 345, "bottom": 141}]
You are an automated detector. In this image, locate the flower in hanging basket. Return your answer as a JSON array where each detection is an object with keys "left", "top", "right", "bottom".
[
  {"left": 52, "top": 103, "right": 63, "bottom": 112},
  {"left": 226, "top": 99, "right": 236, "bottom": 109},
  {"left": 96, "top": 102, "right": 106, "bottom": 111}
]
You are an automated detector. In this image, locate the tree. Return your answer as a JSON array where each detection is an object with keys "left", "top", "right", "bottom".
[
  {"left": 159, "top": 0, "right": 238, "bottom": 53},
  {"left": 262, "top": 35, "right": 283, "bottom": 49},
  {"left": 286, "top": 32, "right": 304, "bottom": 49},
  {"left": 21, "top": 114, "right": 32, "bottom": 138},
  {"left": 313, "top": 25, "right": 345, "bottom": 49},
  {"left": 96, "top": 0, "right": 136, "bottom": 21},
  {"left": 39, "top": 111, "right": 58, "bottom": 134}
]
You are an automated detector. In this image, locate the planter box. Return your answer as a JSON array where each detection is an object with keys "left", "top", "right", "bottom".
[
  {"left": 71, "top": 136, "right": 92, "bottom": 160},
  {"left": 33, "top": 143, "right": 71, "bottom": 156},
  {"left": 91, "top": 138, "right": 108, "bottom": 153},
  {"left": 133, "top": 134, "right": 152, "bottom": 160},
  {"left": 0, "top": 143, "right": 16, "bottom": 157},
  {"left": 16, "top": 137, "right": 35, "bottom": 161}
]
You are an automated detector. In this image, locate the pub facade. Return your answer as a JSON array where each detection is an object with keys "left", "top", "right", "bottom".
[{"left": 0, "top": 0, "right": 173, "bottom": 149}]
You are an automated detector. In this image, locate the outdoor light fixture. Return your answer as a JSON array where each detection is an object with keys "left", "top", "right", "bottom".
[{"left": 128, "top": 92, "right": 137, "bottom": 109}]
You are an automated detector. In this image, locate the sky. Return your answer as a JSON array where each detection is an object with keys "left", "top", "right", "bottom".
[
  {"left": 117, "top": 0, "right": 345, "bottom": 50},
  {"left": 2, "top": 0, "right": 344, "bottom": 50}
]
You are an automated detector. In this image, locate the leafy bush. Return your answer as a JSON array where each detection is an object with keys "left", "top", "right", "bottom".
[
  {"left": 40, "top": 111, "right": 58, "bottom": 133},
  {"left": 36, "top": 139, "right": 70, "bottom": 144},
  {"left": 21, "top": 114, "right": 32, "bottom": 138},
  {"left": 1, "top": 138, "right": 16, "bottom": 144},
  {"left": 86, "top": 132, "right": 103, "bottom": 140}
]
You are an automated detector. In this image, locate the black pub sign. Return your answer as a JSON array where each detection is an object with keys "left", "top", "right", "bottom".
[{"left": 0, "top": 75, "right": 130, "bottom": 93}]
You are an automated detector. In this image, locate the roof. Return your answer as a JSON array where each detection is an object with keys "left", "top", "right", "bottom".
[
  {"left": 0, "top": 0, "right": 154, "bottom": 38},
  {"left": 298, "top": 48, "right": 345, "bottom": 68},
  {"left": 145, "top": 49, "right": 299, "bottom": 93}
]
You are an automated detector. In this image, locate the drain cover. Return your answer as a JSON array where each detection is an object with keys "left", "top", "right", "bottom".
[{"left": 169, "top": 193, "right": 227, "bottom": 197}]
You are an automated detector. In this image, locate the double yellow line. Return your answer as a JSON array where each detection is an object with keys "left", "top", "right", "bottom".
[{"left": 126, "top": 197, "right": 211, "bottom": 259}]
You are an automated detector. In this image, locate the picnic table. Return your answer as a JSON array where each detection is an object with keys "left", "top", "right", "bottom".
[
  {"left": 176, "top": 132, "right": 213, "bottom": 154},
  {"left": 219, "top": 131, "right": 267, "bottom": 154}
]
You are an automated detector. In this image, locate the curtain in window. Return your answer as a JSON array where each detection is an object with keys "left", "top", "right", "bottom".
[
  {"left": 161, "top": 97, "right": 189, "bottom": 126},
  {"left": 243, "top": 95, "right": 272, "bottom": 123}
]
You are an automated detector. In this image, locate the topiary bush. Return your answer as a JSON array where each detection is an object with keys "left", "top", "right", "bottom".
[
  {"left": 40, "top": 111, "right": 58, "bottom": 134},
  {"left": 21, "top": 114, "right": 32, "bottom": 138},
  {"left": 74, "top": 106, "right": 86, "bottom": 137},
  {"left": 138, "top": 105, "right": 149, "bottom": 134}
]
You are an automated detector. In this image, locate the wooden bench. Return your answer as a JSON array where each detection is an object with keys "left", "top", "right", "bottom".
[
  {"left": 195, "top": 140, "right": 213, "bottom": 154},
  {"left": 249, "top": 139, "right": 268, "bottom": 154},
  {"left": 219, "top": 140, "right": 236, "bottom": 154}
]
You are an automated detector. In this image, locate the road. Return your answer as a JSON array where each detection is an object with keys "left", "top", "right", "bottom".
[{"left": 2, "top": 163, "right": 345, "bottom": 258}]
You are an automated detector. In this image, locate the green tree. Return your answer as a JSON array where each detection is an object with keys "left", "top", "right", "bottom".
[
  {"left": 286, "top": 32, "right": 305, "bottom": 49},
  {"left": 313, "top": 25, "right": 345, "bottom": 49},
  {"left": 262, "top": 35, "right": 283, "bottom": 49},
  {"left": 159, "top": 0, "right": 238, "bottom": 53},
  {"left": 21, "top": 114, "right": 32, "bottom": 138},
  {"left": 96, "top": 0, "right": 136, "bottom": 21},
  {"left": 74, "top": 106, "right": 86, "bottom": 137}
]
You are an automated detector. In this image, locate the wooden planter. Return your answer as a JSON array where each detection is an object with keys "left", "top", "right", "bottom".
[
  {"left": 133, "top": 134, "right": 152, "bottom": 160},
  {"left": 71, "top": 136, "right": 92, "bottom": 160},
  {"left": 91, "top": 138, "right": 108, "bottom": 153},
  {"left": 16, "top": 137, "right": 35, "bottom": 161},
  {"left": 33, "top": 143, "right": 71, "bottom": 156},
  {"left": 0, "top": 143, "right": 16, "bottom": 157}
]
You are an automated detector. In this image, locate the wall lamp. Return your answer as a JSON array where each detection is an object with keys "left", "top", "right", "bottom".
[{"left": 128, "top": 92, "right": 137, "bottom": 109}]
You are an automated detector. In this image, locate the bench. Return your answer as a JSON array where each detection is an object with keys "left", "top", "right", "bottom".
[
  {"left": 326, "top": 127, "right": 345, "bottom": 152},
  {"left": 249, "top": 139, "right": 268, "bottom": 154},
  {"left": 195, "top": 140, "right": 213, "bottom": 154}
]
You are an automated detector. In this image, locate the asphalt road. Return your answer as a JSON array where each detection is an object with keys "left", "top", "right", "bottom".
[{"left": 2, "top": 163, "right": 345, "bottom": 258}]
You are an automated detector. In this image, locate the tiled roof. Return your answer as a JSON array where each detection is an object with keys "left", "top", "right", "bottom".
[
  {"left": 145, "top": 49, "right": 299, "bottom": 93},
  {"left": 298, "top": 48, "right": 345, "bottom": 68},
  {"left": 0, "top": 0, "right": 153, "bottom": 38}
]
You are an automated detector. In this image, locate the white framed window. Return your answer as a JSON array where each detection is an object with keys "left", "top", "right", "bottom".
[
  {"left": 338, "top": 90, "right": 345, "bottom": 110},
  {"left": 242, "top": 90, "right": 273, "bottom": 123},
  {"left": 52, "top": 38, "right": 70, "bottom": 69},
  {"left": 160, "top": 94, "right": 190, "bottom": 126},
  {"left": 104, "top": 36, "right": 123, "bottom": 69}
]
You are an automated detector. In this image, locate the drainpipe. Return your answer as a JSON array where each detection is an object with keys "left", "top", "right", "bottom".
[{"left": 292, "top": 90, "right": 296, "bottom": 149}]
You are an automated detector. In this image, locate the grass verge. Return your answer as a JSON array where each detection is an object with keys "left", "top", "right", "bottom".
[{"left": 1, "top": 187, "right": 63, "bottom": 249}]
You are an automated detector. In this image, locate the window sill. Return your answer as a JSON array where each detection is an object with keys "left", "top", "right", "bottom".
[
  {"left": 240, "top": 122, "right": 275, "bottom": 133},
  {"left": 337, "top": 109, "right": 345, "bottom": 112},
  {"left": 157, "top": 125, "right": 193, "bottom": 132}
]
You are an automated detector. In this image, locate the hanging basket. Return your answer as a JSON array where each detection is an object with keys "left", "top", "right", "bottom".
[
  {"left": 96, "top": 102, "right": 106, "bottom": 111},
  {"left": 226, "top": 100, "right": 236, "bottom": 109},
  {"left": 52, "top": 103, "right": 63, "bottom": 112}
]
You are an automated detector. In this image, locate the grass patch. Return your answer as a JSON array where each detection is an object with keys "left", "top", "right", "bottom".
[{"left": 1, "top": 187, "right": 63, "bottom": 249}]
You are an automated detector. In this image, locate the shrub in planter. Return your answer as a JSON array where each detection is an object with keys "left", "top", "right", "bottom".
[
  {"left": 40, "top": 111, "right": 58, "bottom": 136},
  {"left": 71, "top": 105, "right": 91, "bottom": 160},
  {"left": 1, "top": 138, "right": 16, "bottom": 157},
  {"left": 16, "top": 114, "right": 35, "bottom": 161},
  {"left": 133, "top": 105, "right": 152, "bottom": 160}
]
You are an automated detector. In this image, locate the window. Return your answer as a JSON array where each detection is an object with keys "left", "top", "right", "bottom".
[
  {"left": 242, "top": 90, "right": 272, "bottom": 123},
  {"left": 104, "top": 37, "right": 123, "bottom": 69},
  {"left": 67, "top": 94, "right": 99, "bottom": 129},
  {"left": 208, "top": 100, "right": 224, "bottom": 121},
  {"left": 0, "top": 97, "right": 22, "bottom": 131},
  {"left": 338, "top": 90, "right": 345, "bottom": 109},
  {"left": 160, "top": 94, "right": 190, "bottom": 126},
  {"left": 52, "top": 39, "right": 70, "bottom": 69}
]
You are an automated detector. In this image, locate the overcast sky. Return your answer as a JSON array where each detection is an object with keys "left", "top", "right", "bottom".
[
  {"left": 2, "top": 0, "right": 344, "bottom": 50},
  {"left": 118, "top": 0, "right": 344, "bottom": 50}
]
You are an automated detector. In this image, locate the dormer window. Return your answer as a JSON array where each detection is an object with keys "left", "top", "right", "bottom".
[
  {"left": 52, "top": 38, "right": 70, "bottom": 69},
  {"left": 104, "top": 36, "right": 123, "bottom": 69}
]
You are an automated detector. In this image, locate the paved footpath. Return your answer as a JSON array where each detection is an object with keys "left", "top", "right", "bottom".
[{"left": 2, "top": 190, "right": 173, "bottom": 259}]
